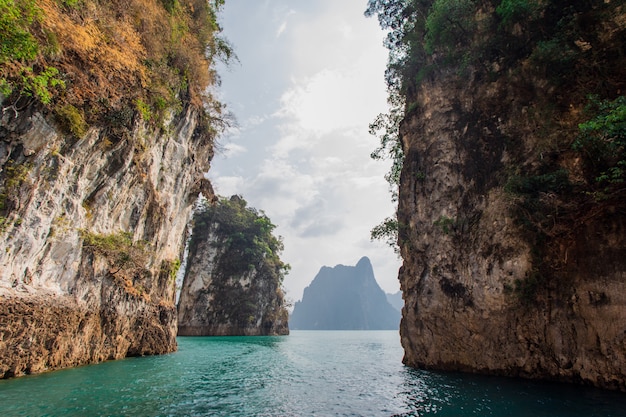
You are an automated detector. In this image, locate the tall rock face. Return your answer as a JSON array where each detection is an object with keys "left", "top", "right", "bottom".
[
  {"left": 290, "top": 257, "right": 400, "bottom": 330},
  {"left": 385, "top": 1, "right": 626, "bottom": 390},
  {"left": 177, "top": 196, "right": 289, "bottom": 336},
  {"left": 0, "top": 103, "right": 214, "bottom": 378},
  {"left": 0, "top": 0, "right": 223, "bottom": 377}
]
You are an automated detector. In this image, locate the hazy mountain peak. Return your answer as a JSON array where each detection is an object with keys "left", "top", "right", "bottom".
[{"left": 290, "top": 257, "right": 399, "bottom": 330}]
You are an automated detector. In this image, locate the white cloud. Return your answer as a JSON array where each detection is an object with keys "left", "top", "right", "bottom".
[
  {"left": 276, "top": 60, "right": 387, "bottom": 136},
  {"left": 276, "top": 9, "right": 296, "bottom": 38},
  {"left": 269, "top": 127, "right": 314, "bottom": 159},
  {"left": 278, "top": 69, "right": 354, "bottom": 134},
  {"left": 222, "top": 142, "right": 247, "bottom": 157},
  {"left": 244, "top": 114, "right": 269, "bottom": 128},
  {"left": 212, "top": 175, "right": 245, "bottom": 197},
  {"left": 276, "top": 21, "right": 288, "bottom": 38}
]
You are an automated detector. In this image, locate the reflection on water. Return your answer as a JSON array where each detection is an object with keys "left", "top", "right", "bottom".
[
  {"left": 1, "top": 331, "right": 625, "bottom": 416},
  {"left": 395, "top": 366, "right": 626, "bottom": 417}
]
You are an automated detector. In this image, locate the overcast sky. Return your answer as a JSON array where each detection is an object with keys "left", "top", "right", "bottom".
[{"left": 208, "top": 0, "right": 401, "bottom": 303}]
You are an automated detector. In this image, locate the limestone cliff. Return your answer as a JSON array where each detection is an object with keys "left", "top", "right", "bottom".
[
  {"left": 177, "top": 196, "right": 289, "bottom": 336},
  {"left": 367, "top": 0, "right": 626, "bottom": 390},
  {"left": 0, "top": 0, "right": 224, "bottom": 377}
]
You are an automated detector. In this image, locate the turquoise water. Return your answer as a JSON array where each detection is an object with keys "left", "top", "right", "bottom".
[{"left": 1, "top": 331, "right": 625, "bottom": 416}]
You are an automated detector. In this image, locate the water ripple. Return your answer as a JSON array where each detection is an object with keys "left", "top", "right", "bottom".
[{"left": 1, "top": 331, "right": 626, "bottom": 416}]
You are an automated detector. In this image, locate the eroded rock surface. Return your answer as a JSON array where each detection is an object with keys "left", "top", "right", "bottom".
[
  {"left": 394, "top": 2, "right": 626, "bottom": 391},
  {"left": 0, "top": 104, "right": 214, "bottom": 377}
]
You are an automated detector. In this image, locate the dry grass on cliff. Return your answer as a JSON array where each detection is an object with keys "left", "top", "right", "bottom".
[
  {"left": 2, "top": 0, "right": 229, "bottom": 126},
  {"left": 80, "top": 229, "right": 156, "bottom": 301}
]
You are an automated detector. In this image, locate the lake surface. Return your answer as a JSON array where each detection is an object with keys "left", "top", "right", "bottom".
[{"left": 1, "top": 331, "right": 626, "bottom": 416}]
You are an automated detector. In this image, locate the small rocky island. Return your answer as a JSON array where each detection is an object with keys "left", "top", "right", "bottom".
[
  {"left": 290, "top": 256, "right": 400, "bottom": 330},
  {"left": 177, "top": 196, "right": 290, "bottom": 336}
]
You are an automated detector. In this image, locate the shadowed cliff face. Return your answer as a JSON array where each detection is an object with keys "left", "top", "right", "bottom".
[
  {"left": 0, "top": 103, "right": 214, "bottom": 378},
  {"left": 387, "top": 1, "right": 626, "bottom": 390},
  {"left": 398, "top": 79, "right": 626, "bottom": 390}
]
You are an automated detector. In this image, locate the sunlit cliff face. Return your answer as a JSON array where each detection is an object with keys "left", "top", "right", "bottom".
[
  {"left": 0, "top": 102, "right": 215, "bottom": 378},
  {"left": 0, "top": 0, "right": 225, "bottom": 377}
]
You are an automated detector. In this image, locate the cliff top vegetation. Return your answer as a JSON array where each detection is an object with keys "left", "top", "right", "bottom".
[
  {"left": 190, "top": 195, "right": 290, "bottom": 284},
  {"left": 0, "top": 0, "right": 234, "bottom": 238},
  {"left": 366, "top": 0, "right": 626, "bottom": 252},
  {"left": 1, "top": 0, "right": 233, "bottom": 132}
]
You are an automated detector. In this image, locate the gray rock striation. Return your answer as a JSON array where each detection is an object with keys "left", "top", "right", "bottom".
[{"left": 0, "top": 103, "right": 214, "bottom": 377}]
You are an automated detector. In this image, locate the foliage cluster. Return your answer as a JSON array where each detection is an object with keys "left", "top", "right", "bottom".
[
  {"left": 0, "top": 0, "right": 65, "bottom": 106},
  {"left": 0, "top": 160, "right": 30, "bottom": 234},
  {"left": 495, "top": 0, "right": 542, "bottom": 27},
  {"left": 424, "top": 0, "right": 476, "bottom": 55},
  {"left": 191, "top": 196, "right": 289, "bottom": 282},
  {"left": 368, "top": 0, "right": 622, "bottom": 145},
  {"left": 55, "top": 103, "right": 86, "bottom": 137},
  {"left": 574, "top": 96, "right": 626, "bottom": 192},
  {"left": 0, "top": 0, "right": 233, "bottom": 133},
  {"left": 161, "top": 258, "right": 181, "bottom": 284},
  {"left": 370, "top": 216, "right": 400, "bottom": 253},
  {"left": 80, "top": 230, "right": 151, "bottom": 277},
  {"left": 0, "top": 0, "right": 40, "bottom": 64}
]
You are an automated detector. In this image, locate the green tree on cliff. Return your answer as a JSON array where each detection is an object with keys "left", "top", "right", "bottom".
[{"left": 191, "top": 195, "right": 289, "bottom": 284}]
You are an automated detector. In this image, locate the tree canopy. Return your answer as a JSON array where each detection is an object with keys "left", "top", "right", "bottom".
[{"left": 191, "top": 196, "right": 289, "bottom": 283}]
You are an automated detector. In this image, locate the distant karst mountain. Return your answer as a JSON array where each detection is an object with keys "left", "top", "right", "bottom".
[
  {"left": 290, "top": 257, "right": 400, "bottom": 330},
  {"left": 386, "top": 291, "right": 403, "bottom": 312}
]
